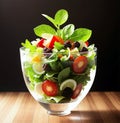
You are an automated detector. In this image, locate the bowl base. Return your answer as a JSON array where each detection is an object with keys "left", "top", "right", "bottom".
[{"left": 47, "top": 110, "right": 71, "bottom": 116}]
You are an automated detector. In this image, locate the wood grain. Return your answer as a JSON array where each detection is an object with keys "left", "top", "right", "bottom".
[{"left": 0, "top": 92, "right": 120, "bottom": 123}]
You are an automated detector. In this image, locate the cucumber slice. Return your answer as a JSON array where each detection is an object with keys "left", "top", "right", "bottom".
[
  {"left": 60, "top": 79, "right": 77, "bottom": 91},
  {"left": 35, "top": 83, "right": 43, "bottom": 95},
  {"left": 32, "top": 63, "right": 45, "bottom": 74}
]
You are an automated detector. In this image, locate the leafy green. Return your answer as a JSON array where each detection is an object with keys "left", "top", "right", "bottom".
[
  {"left": 34, "top": 9, "right": 72, "bottom": 39},
  {"left": 87, "top": 55, "right": 96, "bottom": 69},
  {"left": 73, "top": 74, "right": 90, "bottom": 86},
  {"left": 49, "top": 61, "right": 63, "bottom": 72},
  {"left": 48, "top": 96, "right": 65, "bottom": 103},
  {"left": 43, "top": 94, "right": 65, "bottom": 103},
  {"left": 42, "top": 9, "right": 68, "bottom": 29},
  {"left": 87, "top": 45, "right": 96, "bottom": 68},
  {"left": 88, "top": 44, "right": 95, "bottom": 51},
  {"left": 54, "top": 42, "right": 64, "bottom": 50},
  {"left": 42, "top": 14, "right": 57, "bottom": 28},
  {"left": 33, "top": 9, "right": 92, "bottom": 42},
  {"left": 58, "top": 67, "right": 70, "bottom": 83},
  {"left": 62, "top": 24, "right": 75, "bottom": 40},
  {"left": 56, "top": 29, "right": 64, "bottom": 38},
  {"left": 69, "top": 28, "right": 92, "bottom": 42},
  {"left": 34, "top": 24, "right": 56, "bottom": 37},
  {"left": 21, "top": 39, "right": 36, "bottom": 52},
  {"left": 61, "top": 60, "right": 73, "bottom": 68},
  {"left": 54, "top": 9, "right": 68, "bottom": 27},
  {"left": 24, "top": 62, "right": 42, "bottom": 83},
  {"left": 44, "top": 71, "right": 57, "bottom": 80},
  {"left": 60, "top": 48, "right": 70, "bottom": 61},
  {"left": 72, "top": 67, "right": 91, "bottom": 86},
  {"left": 44, "top": 53, "right": 58, "bottom": 64}
]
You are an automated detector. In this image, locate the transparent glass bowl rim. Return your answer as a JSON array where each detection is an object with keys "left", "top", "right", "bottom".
[{"left": 19, "top": 47, "right": 97, "bottom": 54}]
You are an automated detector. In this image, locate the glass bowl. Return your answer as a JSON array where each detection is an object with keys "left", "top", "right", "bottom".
[{"left": 20, "top": 47, "right": 97, "bottom": 116}]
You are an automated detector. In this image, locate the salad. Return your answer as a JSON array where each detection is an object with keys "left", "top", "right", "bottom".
[{"left": 21, "top": 9, "right": 96, "bottom": 103}]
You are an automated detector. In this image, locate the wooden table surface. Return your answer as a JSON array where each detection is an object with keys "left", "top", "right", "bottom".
[{"left": 0, "top": 92, "right": 120, "bottom": 123}]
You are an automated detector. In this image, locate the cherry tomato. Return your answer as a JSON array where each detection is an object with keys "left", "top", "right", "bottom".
[
  {"left": 48, "top": 36, "right": 64, "bottom": 49},
  {"left": 72, "top": 83, "right": 82, "bottom": 99},
  {"left": 69, "top": 55, "right": 74, "bottom": 61},
  {"left": 42, "top": 80, "right": 58, "bottom": 96},
  {"left": 37, "top": 39, "right": 45, "bottom": 48},
  {"left": 73, "top": 56, "right": 88, "bottom": 73},
  {"left": 85, "top": 41, "right": 89, "bottom": 47}
]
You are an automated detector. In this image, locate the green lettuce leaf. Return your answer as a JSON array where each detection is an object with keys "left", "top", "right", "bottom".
[
  {"left": 43, "top": 94, "right": 65, "bottom": 103},
  {"left": 21, "top": 39, "right": 36, "bottom": 52},
  {"left": 24, "top": 62, "right": 43, "bottom": 83}
]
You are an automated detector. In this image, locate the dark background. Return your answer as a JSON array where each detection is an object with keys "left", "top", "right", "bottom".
[{"left": 0, "top": 0, "right": 120, "bottom": 91}]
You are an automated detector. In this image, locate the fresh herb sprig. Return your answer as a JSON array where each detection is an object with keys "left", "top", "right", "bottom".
[{"left": 34, "top": 9, "right": 92, "bottom": 42}]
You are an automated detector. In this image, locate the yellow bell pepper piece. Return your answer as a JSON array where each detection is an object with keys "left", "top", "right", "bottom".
[{"left": 32, "top": 56, "right": 41, "bottom": 63}]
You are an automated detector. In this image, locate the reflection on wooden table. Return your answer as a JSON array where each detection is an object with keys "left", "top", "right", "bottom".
[{"left": 0, "top": 92, "right": 120, "bottom": 123}]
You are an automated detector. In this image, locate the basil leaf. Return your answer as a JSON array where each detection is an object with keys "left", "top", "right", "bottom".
[
  {"left": 49, "top": 61, "right": 63, "bottom": 72},
  {"left": 42, "top": 14, "right": 57, "bottom": 28},
  {"left": 56, "top": 29, "right": 64, "bottom": 39},
  {"left": 55, "top": 9, "right": 68, "bottom": 26},
  {"left": 62, "top": 24, "right": 75, "bottom": 40},
  {"left": 58, "top": 67, "right": 70, "bottom": 83},
  {"left": 69, "top": 28, "right": 92, "bottom": 42},
  {"left": 34, "top": 24, "right": 56, "bottom": 37}
]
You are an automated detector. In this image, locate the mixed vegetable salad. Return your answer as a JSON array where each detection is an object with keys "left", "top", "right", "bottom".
[{"left": 21, "top": 9, "right": 96, "bottom": 103}]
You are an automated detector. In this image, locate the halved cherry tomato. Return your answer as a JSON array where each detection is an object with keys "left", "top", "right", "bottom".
[
  {"left": 37, "top": 38, "right": 45, "bottom": 48},
  {"left": 48, "top": 36, "right": 64, "bottom": 49},
  {"left": 73, "top": 56, "right": 88, "bottom": 73},
  {"left": 42, "top": 80, "right": 58, "bottom": 96},
  {"left": 72, "top": 83, "right": 82, "bottom": 99}
]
